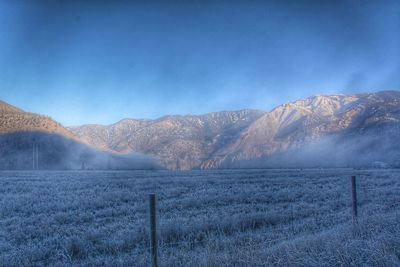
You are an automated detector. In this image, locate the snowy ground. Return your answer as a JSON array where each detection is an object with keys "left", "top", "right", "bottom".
[{"left": 0, "top": 169, "right": 399, "bottom": 266}]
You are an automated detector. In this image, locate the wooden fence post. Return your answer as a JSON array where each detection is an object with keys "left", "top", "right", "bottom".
[
  {"left": 351, "top": 176, "right": 358, "bottom": 219},
  {"left": 149, "top": 194, "right": 158, "bottom": 267}
]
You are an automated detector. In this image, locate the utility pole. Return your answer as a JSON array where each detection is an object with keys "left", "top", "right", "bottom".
[
  {"left": 32, "top": 143, "right": 35, "bottom": 170},
  {"left": 32, "top": 142, "right": 39, "bottom": 170},
  {"left": 36, "top": 143, "right": 39, "bottom": 170}
]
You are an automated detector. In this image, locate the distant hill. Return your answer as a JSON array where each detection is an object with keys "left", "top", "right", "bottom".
[
  {"left": 0, "top": 101, "right": 77, "bottom": 140},
  {"left": 69, "top": 110, "right": 264, "bottom": 170},
  {"left": 70, "top": 91, "right": 400, "bottom": 169},
  {"left": 0, "top": 102, "right": 162, "bottom": 170},
  {"left": 202, "top": 91, "right": 400, "bottom": 168}
]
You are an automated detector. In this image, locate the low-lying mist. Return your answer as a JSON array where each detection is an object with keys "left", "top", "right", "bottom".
[
  {"left": 230, "top": 125, "right": 400, "bottom": 169},
  {"left": 0, "top": 132, "right": 163, "bottom": 170}
]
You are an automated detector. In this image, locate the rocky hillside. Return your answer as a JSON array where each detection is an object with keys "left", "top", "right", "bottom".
[
  {"left": 69, "top": 110, "right": 264, "bottom": 170},
  {"left": 71, "top": 91, "right": 400, "bottom": 170},
  {"left": 202, "top": 91, "right": 400, "bottom": 168},
  {"left": 0, "top": 101, "right": 77, "bottom": 140}
]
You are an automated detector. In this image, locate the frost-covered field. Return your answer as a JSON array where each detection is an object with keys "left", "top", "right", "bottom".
[{"left": 0, "top": 169, "right": 399, "bottom": 266}]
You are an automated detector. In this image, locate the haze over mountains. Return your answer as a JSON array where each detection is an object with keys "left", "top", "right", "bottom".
[{"left": 1, "top": 91, "right": 399, "bottom": 170}]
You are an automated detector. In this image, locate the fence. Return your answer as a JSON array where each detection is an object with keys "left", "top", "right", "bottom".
[{"left": 147, "top": 175, "right": 365, "bottom": 267}]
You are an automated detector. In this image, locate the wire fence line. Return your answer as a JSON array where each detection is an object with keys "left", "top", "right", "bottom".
[{"left": 141, "top": 175, "right": 400, "bottom": 267}]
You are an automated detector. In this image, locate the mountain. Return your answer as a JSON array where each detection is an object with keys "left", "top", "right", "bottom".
[
  {"left": 202, "top": 91, "right": 400, "bottom": 168},
  {"left": 70, "top": 91, "right": 400, "bottom": 170},
  {"left": 0, "top": 101, "right": 161, "bottom": 170},
  {"left": 69, "top": 110, "right": 264, "bottom": 170},
  {"left": 2, "top": 91, "right": 399, "bottom": 170}
]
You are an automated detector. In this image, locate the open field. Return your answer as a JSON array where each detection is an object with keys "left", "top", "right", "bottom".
[{"left": 0, "top": 169, "right": 399, "bottom": 266}]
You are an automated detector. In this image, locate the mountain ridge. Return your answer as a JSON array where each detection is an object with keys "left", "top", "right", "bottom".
[
  {"left": 70, "top": 90, "right": 400, "bottom": 169},
  {"left": 200, "top": 91, "right": 400, "bottom": 168},
  {"left": 1, "top": 90, "right": 399, "bottom": 170},
  {"left": 69, "top": 109, "right": 265, "bottom": 169}
]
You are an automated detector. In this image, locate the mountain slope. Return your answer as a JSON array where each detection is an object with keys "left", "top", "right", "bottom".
[
  {"left": 70, "top": 109, "right": 265, "bottom": 170},
  {"left": 3, "top": 91, "right": 398, "bottom": 170},
  {"left": 70, "top": 91, "right": 400, "bottom": 170},
  {"left": 202, "top": 91, "right": 400, "bottom": 168},
  {"left": 0, "top": 101, "right": 161, "bottom": 170},
  {"left": 0, "top": 101, "right": 77, "bottom": 140},
  {"left": 0, "top": 100, "right": 24, "bottom": 113}
]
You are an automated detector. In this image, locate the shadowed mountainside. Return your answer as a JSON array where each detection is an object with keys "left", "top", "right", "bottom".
[
  {"left": 0, "top": 132, "right": 162, "bottom": 170},
  {"left": 0, "top": 102, "right": 162, "bottom": 170}
]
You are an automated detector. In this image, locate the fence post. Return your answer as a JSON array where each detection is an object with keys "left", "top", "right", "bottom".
[
  {"left": 351, "top": 176, "right": 358, "bottom": 219},
  {"left": 149, "top": 194, "right": 158, "bottom": 267}
]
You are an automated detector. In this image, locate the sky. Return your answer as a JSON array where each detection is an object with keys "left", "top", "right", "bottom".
[{"left": 0, "top": 0, "right": 399, "bottom": 126}]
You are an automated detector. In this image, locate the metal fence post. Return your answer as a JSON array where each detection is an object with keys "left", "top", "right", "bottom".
[
  {"left": 351, "top": 176, "right": 358, "bottom": 219},
  {"left": 149, "top": 194, "right": 158, "bottom": 267}
]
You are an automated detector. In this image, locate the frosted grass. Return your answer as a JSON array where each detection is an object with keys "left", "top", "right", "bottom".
[{"left": 0, "top": 169, "right": 399, "bottom": 266}]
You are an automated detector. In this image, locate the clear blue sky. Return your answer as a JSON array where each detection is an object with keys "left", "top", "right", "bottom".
[{"left": 0, "top": 0, "right": 399, "bottom": 126}]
